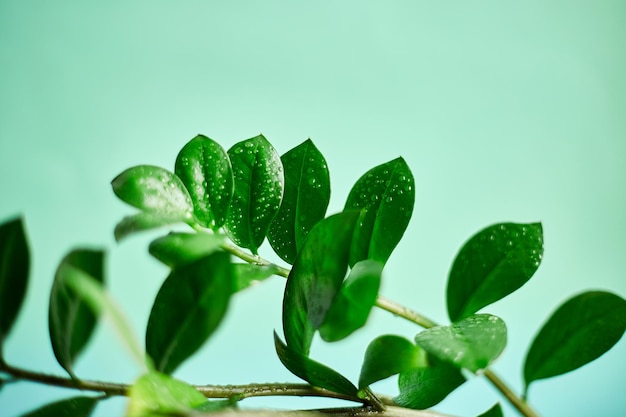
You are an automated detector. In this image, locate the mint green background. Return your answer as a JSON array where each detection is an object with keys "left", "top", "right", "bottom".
[{"left": 1, "top": 1, "right": 625, "bottom": 416}]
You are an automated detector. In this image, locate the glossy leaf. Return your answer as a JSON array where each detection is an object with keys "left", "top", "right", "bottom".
[
  {"left": 282, "top": 211, "right": 359, "bottom": 355},
  {"left": 274, "top": 332, "right": 358, "bottom": 397},
  {"left": 146, "top": 252, "right": 233, "bottom": 374},
  {"left": 127, "top": 371, "right": 207, "bottom": 417},
  {"left": 358, "top": 335, "right": 427, "bottom": 389},
  {"left": 523, "top": 291, "right": 626, "bottom": 396},
  {"left": 49, "top": 249, "right": 104, "bottom": 378},
  {"left": 477, "top": 403, "right": 504, "bottom": 417},
  {"left": 148, "top": 232, "right": 225, "bottom": 268},
  {"left": 319, "top": 260, "right": 383, "bottom": 342},
  {"left": 113, "top": 212, "right": 189, "bottom": 242},
  {"left": 175, "top": 135, "right": 234, "bottom": 229},
  {"left": 20, "top": 396, "right": 99, "bottom": 417},
  {"left": 225, "top": 135, "right": 284, "bottom": 254},
  {"left": 268, "top": 139, "right": 330, "bottom": 264},
  {"left": 233, "top": 263, "right": 279, "bottom": 293},
  {"left": 344, "top": 157, "right": 414, "bottom": 266},
  {"left": 0, "top": 217, "right": 29, "bottom": 354},
  {"left": 414, "top": 314, "right": 507, "bottom": 373},
  {"left": 447, "top": 222, "right": 543, "bottom": 322}
]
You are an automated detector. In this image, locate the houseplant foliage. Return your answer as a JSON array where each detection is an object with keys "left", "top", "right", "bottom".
[{"left": 0, "top": 134, "right": 625, "bottom": 417}]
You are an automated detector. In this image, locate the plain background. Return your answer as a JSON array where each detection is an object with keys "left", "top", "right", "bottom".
[{"left": 1, "top": 1, "right": 625, "bottom": 416}]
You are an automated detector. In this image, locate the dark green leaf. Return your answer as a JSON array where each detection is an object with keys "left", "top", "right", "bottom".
[
  {"left": 149, "top": 232, "right": 225, "bottom": 268},
  {"left": 274, "top": 332, "right": 358, "bottom": 398},
  {"left": 146, "top": 252, "right": 233, "bottom": 374},
  {"left": 193, "top": 399, "right": 237, "bottom": 412},
  {"left": 0, "top": 217, "right": 29, "bottom": 355},
  {"left": 358, "top": 335, "right": 427, "bottom": 389},
  {"left": 282, "top": 211, "right": 359, "bottom": 356},
  {"left": 319, "top": 260, "right": 383, "bottom": 342},
  {"left": 175, "top": 135, "right": 234, "bottom": 229},
  {"left": 477, "top": 403, "right": 504, "bottom": 417},
  {"left": 344, "top": 157, "right": 414, "bottom": 266},
  {"left": 233, "top": 263, "right": 279, "bottom": 293},
  {"left": 268, "top": 139, "right": 330, "bottom": 264},
  {"left": 523, "top": 290, "right": 626, "bottom": 396},
  {"left": 49, "top": 249, "right": 104, "bottom": 378},
  {"left": 395, "top": 357, "right": 466, "bottom": 410},
  {"left": 127, "top": 371, "right": 207, "bottom": 417},
  {"left": 225, "top": 135, "right": 284, "bottom": 254},
  {"left": 20, "top": 396, "right": 99, "bottom": 417},
  {"left": 447, "top": 222, "right": 543, "bottom": 322},
  {"left": 414, "top": 314, "right": 507, "bottom": 373},
  {"left": 114, "top": 212, "right": 190, "bottom": 242}
]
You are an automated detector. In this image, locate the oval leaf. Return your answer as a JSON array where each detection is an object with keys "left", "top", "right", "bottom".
[
  {"left": 268, "top": 139, "right": 330, "bottom": 264},
  {"left": 113, "top": 212, "right": 190, "bottom": 242},
  {"left": 447, "top": 222, "right": 544, "bottom": 322},
  {"left": 344, "top": 157, "right": 415, "bottom": 266},
  {"left": 0, "top": 217, "right": 29, "bottom": 354},
  {"left": 523, "top": 290, "right": 626, "bottom": 396},
  {"left": 175, "top": 135, "right": 234, "bottom": 229},
  {"left": 477, "top": 403, "right": 504, "bottom": 417},
  {"left": 146, "top": 252, "right": 233, "bottom": 374},
  {"left": 233, "top": 263, "right": 279, "bottom": 293},
  {"left": 225, "top": 135, "right": 284, "bottom": 254},
  {"left": 20, "top": 396, "right": 99, "bottom": 417},
  {"left": 414, "top": 314, "right": 507, "bottom": 373},
  {"left": 49, "top": 249, "right": 105, "bottom": 378},
  {"left": 148, "top": 232, "right": 225, "bottom": 268}
]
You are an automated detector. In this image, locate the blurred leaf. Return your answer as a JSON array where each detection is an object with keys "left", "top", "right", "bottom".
[
  {"left": 268, "top": 139, "right": 330, "bottom": 264},
  {"left": 49, "top": 249, "right": 104, "bottom": 378},
  {"left": 523, "top": 290, "right": 626, "bottom": 396},
  {"left": 175, "top": 135, "right": 234, "bottom": 229},
  {"left": 282, "top": 211, "right": 359, "bottom": 356},
  {"left": 414, "top": 314, "right": 507, "bottom": 373},
  {"left": 319, "top": 260, "right": 382, "bottom": 342},
  {"left": 447, "top": 222, "right": 543, "bottom": 322},
  {"left": 0, "top": 217, "right": 29, "bottom": 355},
  {"left": 225, "top": 135, "right": 284, "bottom": 254},
  {"left": 146, "top": 252, "right": 233, "bottom": 374},
  {"left": 358, "top": 335, "right": 427, "bottom": 389},
  {"left": 274, "top": 332, "right": 358, "bottom": 398},
  {"left": 127, "top": 371, "right": 207, "bottom": 417},
  {"left": 477, "top": 403, "right": 504, "bottom": 417},
  {"left": 149, "top": 232, "right": 225, "bottom": 268},
  {"left": 20, "top": 396, "right": 99, "bottom": 417},
  {"left": 233, "top": 263, "right": 279, "bottom": 293},
  {"left": 344, "top": 157, "right": 414, "bottom": 266},
  {"left": 114, "top": 212, "right": 190, "bottom": 242}
]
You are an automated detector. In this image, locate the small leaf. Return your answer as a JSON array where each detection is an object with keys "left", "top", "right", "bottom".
[
  {"left": 114, "top": 212, "right": 190, "bottom": 242},
  {"left": 0, "top": 217, "right": 29, "bottom": 354},
  {"left": 282, "top": 211, "right": 359, "bottom": 356},
  {"left": 233, "top": 263, "right": 279, "bottom": 293},
  {"left": 344, "top": 157, "right": 415, "bottom": 266},
  {"left": 146, "top": 252, "right": 233, "bottom": 374},
  {"left": 20, "top": 396, "right": 99, "bottom": 417},
  {"left": 268, "top": 139, "right": 330, "bottom": 264},
  {"left": 319, "top": 260, "right": 383, "bottom": 342},
  {"left": 359, "top": 335, "right": 427, "bottom": 389},
  {"left": 447, "top": 222, "right": 544, "bottom": 322},
  {"left": 49, "top": 249, "right": 105, "bottom": 378},
  {"left": 274, "top": 332, "right": 358, "bottom": 398},
  {"left": 477, "top": 403, "right": 504, "bottom": 417},
  {"left": 127, "top": 371, "right": 207, "bottom": 417},
  {"left": 225, "top": 135, "right": 284, "bottom": 254},
  {"left": 523, "top": 290, "right": 626, "bottom": 396},
  {"left": 414, "top": 314, "right": 507, "bottom": 373},
  {"left": 175, "top": 135, "right": 234, "bottom": 229},
  {"left": 148, "top": 232, "right": 225, "bottom": 268}
]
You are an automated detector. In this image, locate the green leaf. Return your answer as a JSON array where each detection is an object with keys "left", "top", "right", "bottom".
[
  {"left": 127, "top": 371, "right": 207, "bottom": 417},
  {"left": 20, "top": 396, "right": 99, "bottom": 417},
  {"left": 49, "top": 249, "right": 104, "bottom": 378},
  {"left": 344, "top": 157, "right": 415, "bottom": 266},
  {"left": 225, "top": 135, "right": 284, "bottom": 254},
  {"left": 0, "top": 217, "right": 29, "bottom": 355},
  {"left": 268, "top": 139, "right": 330, "bottom": 264},
  {"left": 282, "top": 211, "right": 359, "bottom": 356},
  {"left": 319, "top": 260, "right": 382, "bottom": 342},
  {"left": 146, "top": 252, "right": 233, "bottom": 374},
  {"left": 358, "top": 335, "right": 427, "bottom": 389},
  {"left": 395, "top": 357, "right": 466, "bottom": 410},
  {"left": 523, "top": 290, "right": 626, "bottom": 396},
  {"left": 233, "top": 263, "right": 279, "bottom": 293},
  {"left": 148, "top": 232, "right": 225, "bottom": 268},
  {"left": 114, "top": 212, "right": 190, "bottom": 242},
  {"left": 175, "top": 135, "right": 234, "bottom": 229},
  {"left": 447, "top": 222, "right": 543, "bottom": 322},
  {"left": 477, "top": 403, "right": 504, "bottom": 417},
  {"left": 414, "top": 314, "right": 507, "bottom": 373},
  {"left": 274, "top": 332, "right": 358, "bottom": 398}
]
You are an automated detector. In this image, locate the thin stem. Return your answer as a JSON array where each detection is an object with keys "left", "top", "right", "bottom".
[{"left": 483, "top": 370, "right": 539, "bottom": 417}]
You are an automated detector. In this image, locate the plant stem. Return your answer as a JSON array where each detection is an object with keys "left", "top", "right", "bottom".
[{"left": 483, "top": 370, "right": 539, "bottom": 417}]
